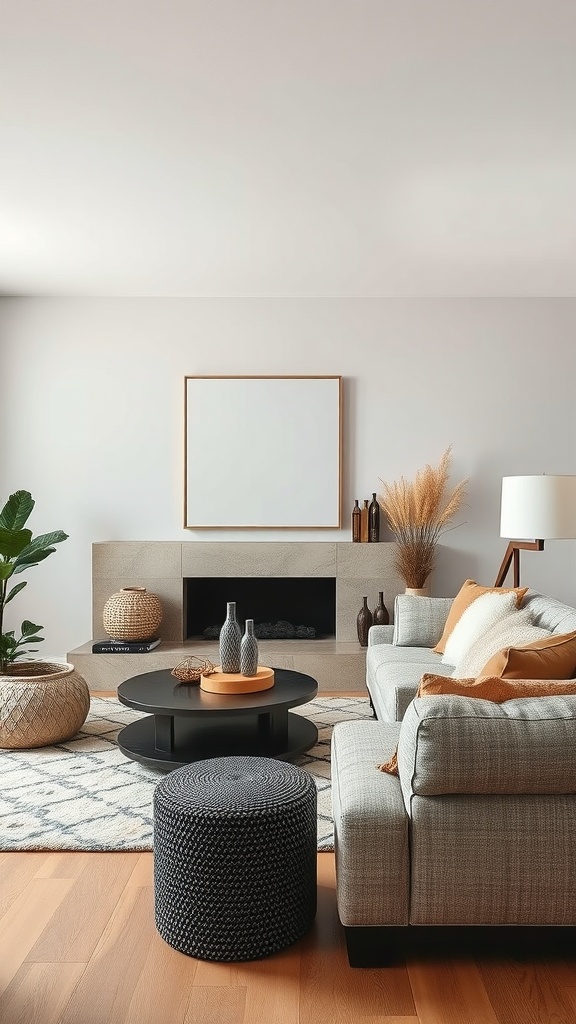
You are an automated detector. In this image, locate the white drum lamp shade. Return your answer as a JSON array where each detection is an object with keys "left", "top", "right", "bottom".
[
  {"left": 500, "top": 475, "right": 576, "bottom": 540},
  {"left": 495, "top": 474, "right": 576, "bottom": 587}
]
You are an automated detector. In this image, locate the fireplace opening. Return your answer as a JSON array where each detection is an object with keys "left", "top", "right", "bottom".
[{"left": 185, "top": 577, "right": 336, "bottom": 641}]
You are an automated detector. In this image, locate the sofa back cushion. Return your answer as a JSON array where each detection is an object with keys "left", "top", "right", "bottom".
[
  {"left": 392, "top": 595, "right": 454, "bottom": 648},
  {"left": 522, "top": 591, "right": 576, "bottom": 635},
  {"left": 397, "top": 693, "right": 576, "bottom": 806}
]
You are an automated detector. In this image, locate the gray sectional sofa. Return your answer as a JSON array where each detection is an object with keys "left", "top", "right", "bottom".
[
  {"left": 331, "top": 589, "right": 576, "bottom": 967},
  {"left": 366, "top": 590, "right": 576, "bottom": 721}
]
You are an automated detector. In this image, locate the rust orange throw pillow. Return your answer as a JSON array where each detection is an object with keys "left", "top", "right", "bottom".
[
  {"left": 417, "top": 672, "right": 576, "bottom": 701},
  {"left": 479, "top": 630, "right": 576, "bottom": 679},
  {"left": 433, "top": 579, "right": 528, "bottom": 655}
]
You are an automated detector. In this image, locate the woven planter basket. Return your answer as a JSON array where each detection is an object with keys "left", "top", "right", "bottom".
[
  {"left": 102, "top": 587, "right": 163, "bottom": 641},
  {"left": 0, "top": 662, "right": 90, "bottom": 749}
]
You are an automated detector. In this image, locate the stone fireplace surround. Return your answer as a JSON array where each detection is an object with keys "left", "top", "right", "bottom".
[{"left": 68, "top": 541, "right": 403, "bottom": 692}]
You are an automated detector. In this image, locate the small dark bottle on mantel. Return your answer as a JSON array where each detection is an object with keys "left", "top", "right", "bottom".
[
  {"left": 368, "top": 492, "right": 380, "bottom": 543},
  {"left": 360, "top": 500, "right": 370, "bottom": 543},
  {"left": 373, "top": 591, "right": 389, "bottom": 626},
  {"left": 352, "top": 499, "right": 361, "bottom": 542},
  {"left": 356, "top": 596, "right": 373, "bottom": 647}
]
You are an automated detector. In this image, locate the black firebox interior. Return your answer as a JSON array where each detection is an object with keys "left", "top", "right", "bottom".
[{"left": 185, "top": 577, "right": 336, "bottom": 640}]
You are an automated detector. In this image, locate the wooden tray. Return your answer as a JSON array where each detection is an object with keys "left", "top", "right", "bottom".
[{"left": 200, "top": 665, "right": 275, "bottom": 694}]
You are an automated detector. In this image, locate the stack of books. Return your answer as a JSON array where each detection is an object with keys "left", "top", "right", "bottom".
[{"left": 91, "top": 637, "right": 161, "bottom": 654}]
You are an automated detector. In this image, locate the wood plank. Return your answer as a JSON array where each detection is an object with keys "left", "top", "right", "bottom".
[
  {"left": 233, "top": 943, "right": 301, "bottom": 1024},
  {"left": 479, "top": 953, "right": 576, "bottom": 1024},
  {"left": 60, "top": 885, "right": 155, "bottom": 1024},
  {"left": 124, "top": 929, "right": 199, "bottom": 1024},
  {"left": 125, "top": 851, "right": 154, "bottom": 887},
  {"left": 26, "top": 852, "right": 139, "bottom": 962},
  {"left": 0, "top": 852, "right": 52, "bottom": 917},
  {"left": 34, "top": 852, "right": 93, "bottom": 878},
  {"left": 0, "top": 961, "right": 86, "bottom": 1024},
  {"left": 407, "top": 957, "right": 501, "bottom": 1024},
  {"left": 300, "top": 854, "right": 415, "bottom": 1023},
  {"left": 0, "top": 878, "right": 74, "bottom": 997},
  {"left": 184, "top": 986, "right": 246, "bottom": 1024}
]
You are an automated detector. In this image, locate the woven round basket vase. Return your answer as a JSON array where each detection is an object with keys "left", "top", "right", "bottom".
[
  {"left": 0, "top": 661, "right": 90, "bottom": 749},
  {"left": 103, "top": 587, "right": 163, "bottom": 641}
]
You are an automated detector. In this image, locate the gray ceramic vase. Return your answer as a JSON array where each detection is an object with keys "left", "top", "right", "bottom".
[
  {"left": 219, "top": 601, "right": 242, "bottom": 672},
  {"left": 240, "top": 618, "right": 259, "bottom": 676}
]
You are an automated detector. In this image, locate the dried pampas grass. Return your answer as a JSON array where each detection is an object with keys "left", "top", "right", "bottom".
[{"left": 378, "top": 447, "right": 468, "bottom": 589}]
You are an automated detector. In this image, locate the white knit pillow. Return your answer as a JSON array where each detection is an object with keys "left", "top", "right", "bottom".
[
  {"left": 454, "top": 611, "right": 551, "bottom": 677},
  {"left": 441, "top": 591, "right": 519, "bottom": 666}
]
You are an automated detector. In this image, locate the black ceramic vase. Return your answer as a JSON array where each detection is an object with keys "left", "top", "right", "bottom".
[
  {"left": 356, "top": 596, "right": 373, "bottom": 647},
  {"left": 373, "top": 591, "right": 390, "bottom": 626}
]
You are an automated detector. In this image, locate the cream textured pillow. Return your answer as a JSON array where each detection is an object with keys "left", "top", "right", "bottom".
[
  {"left": 454, "top": 611, "right": 551, "bottom": 677},
  {"left": 432, "top": 579, "right": 528, "bottom": 654},
  {"left": 441, "top": 591, "right": 519, "bottom": 666}
]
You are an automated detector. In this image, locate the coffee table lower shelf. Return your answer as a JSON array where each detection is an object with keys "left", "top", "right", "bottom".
[{"left": 118, "top": 712, "right": 318, "bottom": 772}]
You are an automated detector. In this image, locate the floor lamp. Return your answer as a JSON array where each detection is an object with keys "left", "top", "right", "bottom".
[{"left": 494, "top": 475, "right": 576, "bottom": 588}]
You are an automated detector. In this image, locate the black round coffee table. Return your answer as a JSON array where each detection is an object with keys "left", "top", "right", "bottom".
[{"left": 117, "top": 667, "right": 318, "bottom": 771}]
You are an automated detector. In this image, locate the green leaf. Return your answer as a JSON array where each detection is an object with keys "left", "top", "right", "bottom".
[
  {"left": 0, "top": 491, "right": 34, "bottom": 531},
  {"left": 19, "top": 531, "right": 69, "bottom": 555},
  {"left": 0, "top": 527, "right": 33, "bottom": 558},
  {"left": 13, "top": 647, "right": 40, "bottom": 660},
  {"left": 4, "top": 581, "right": 27, "bottom": 605},
  {"left": 12, "top": 549, "right": 55, "bottom": 572},
  {"left": 0, "top": 563, "right": 15, "bottom": 580},
  {"left": 21, "top": 620, "right": 43, "bottom": 636},
  {"left": 13, "top": 532, "right": 68, "bottom": 570}
]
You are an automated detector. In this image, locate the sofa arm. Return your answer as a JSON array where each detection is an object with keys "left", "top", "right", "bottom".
[
  {"left": 331, "top": 720, "right": 409, "bottom": 927},
  {"left": 392, "top": 595, "right": 453, "bottom": 647},
  {"left": 368, "top": 624, "right": 394, "bottom": 646}
]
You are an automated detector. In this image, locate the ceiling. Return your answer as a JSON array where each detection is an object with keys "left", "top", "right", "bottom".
[{"left": 1, "top": 0, "right": 576, "bottom": 297}]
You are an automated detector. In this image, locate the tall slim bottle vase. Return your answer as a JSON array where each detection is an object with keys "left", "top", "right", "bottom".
[
  {"left": 219, "top": 601, "right": 242, "bottom": 673},
  {"left": 240, "top": 619, "right": 259, "bottom": 676},
  {"left": 356, "top": 597, "right": 373, "bottom": 648}
]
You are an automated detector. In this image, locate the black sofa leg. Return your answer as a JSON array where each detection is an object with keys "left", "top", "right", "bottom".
[{"left": 343, "top": 926, "right": 398, "bottom": 967}]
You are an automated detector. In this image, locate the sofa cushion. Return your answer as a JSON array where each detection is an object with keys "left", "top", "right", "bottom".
[
  {"left": 433, "top": 579, "right": 528, "bottom": 655},
  {"left": 454, "top": 610, "right": 550, "bottom": 676},
  {"left": 331, "top": 720, "right": 408, "bottom": 927},
  {"left": 479, "top": 629, "right": 576, "bottom": 679},
  {"left": 392, "top": 595, "right": 453, "bottom": 648},
  {"left": 397, "top": 693, "right": 576, "bottom": 801},
  {"left": 441, "top": 590, "right": 519, "bottom": 666},
  {"left": 366, "top": 644, "right": 452, "bottom": 722}
]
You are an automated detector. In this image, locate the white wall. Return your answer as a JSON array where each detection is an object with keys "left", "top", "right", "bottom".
[{"left": 1, "top": 297, "right": 575, "bottom": 658}]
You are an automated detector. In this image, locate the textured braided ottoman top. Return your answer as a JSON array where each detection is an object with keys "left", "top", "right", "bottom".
[{"left": 153, "top": 755, "right": 318, "bottom": 962}]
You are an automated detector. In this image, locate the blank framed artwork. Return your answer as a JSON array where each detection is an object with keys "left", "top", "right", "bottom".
[{"left": 184, "top": 375, "right": 342, "bottom": 528}]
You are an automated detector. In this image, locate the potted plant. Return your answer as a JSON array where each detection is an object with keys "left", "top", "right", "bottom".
[
  {"left": 0, "top": 489, "right": 90, "bottom": 749},
  {"left": 378, "top": 447, "right": 468, "bottom": 594}
]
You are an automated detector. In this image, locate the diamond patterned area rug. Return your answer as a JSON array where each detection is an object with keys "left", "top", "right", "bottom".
[{"left": 0, "top": 695, "right": 372, "bottom": 853}]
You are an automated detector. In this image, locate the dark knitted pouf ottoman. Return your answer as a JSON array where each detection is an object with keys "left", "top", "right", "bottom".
[{"left": 153, "top": 755, "right": 317, "bottom": 962}]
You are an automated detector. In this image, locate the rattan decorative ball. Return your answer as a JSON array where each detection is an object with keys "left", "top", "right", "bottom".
[
  {"left": 103, "top": 587, "right": 163, "bottom": 641},
  {"left": 171, "top": 657, "right": 216, "bottom": 683},
  {"left": 0, "top": 662, "right": 90, "bottom": 749}
]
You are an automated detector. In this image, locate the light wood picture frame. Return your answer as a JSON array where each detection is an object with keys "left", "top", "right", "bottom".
[{"left": 184, "top": 375, "right": 342, "bottom": 529}]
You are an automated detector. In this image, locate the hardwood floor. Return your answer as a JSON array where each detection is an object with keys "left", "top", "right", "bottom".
[{"left": 2, "top": 851, "right": 576, "bottom": 1024}]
